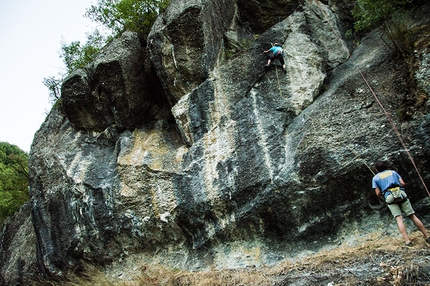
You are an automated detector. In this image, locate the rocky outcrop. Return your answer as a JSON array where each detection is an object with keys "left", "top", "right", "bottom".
[
  {"left": 416, "top": 51, "right": 430, "bottom": 95},
  {"left": 236, "top": 0, "right": 302, "bottom": 34},
  {"left": 1, "top": 0, "right": 430, "bottom": 284},
  {"left": 148, "top": 0, "right": 239, "bottom": 104},
  {"left": 61, "top": 31, "right": 166, "bottom": 132},
  {"left": 0, "top": 203, "right": 38, "bottom": 284}
]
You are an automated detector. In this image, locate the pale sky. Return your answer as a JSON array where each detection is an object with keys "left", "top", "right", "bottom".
[{"left": 0, "top": 0, "right": 95, "bottom": 152}]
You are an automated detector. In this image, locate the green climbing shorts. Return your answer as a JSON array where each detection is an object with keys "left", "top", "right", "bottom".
[{"left": 387, "top": 199, "right": 415, "bottom": 218}]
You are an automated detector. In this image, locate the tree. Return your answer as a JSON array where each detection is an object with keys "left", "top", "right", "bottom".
[
  {"left": 0, "top": 142, "right": 29, "bottom": 225},
  {"left": 43, "top": 76, "right": 63, "bottom": 105},
  {"left": 84, "top": 0, "right": 170, "bottom": 36},
  {"left": 62, "top": 0, "right": 170, "bottom": 72},
  {"left": 60, "top": 29, "right": 106, "bottom": 73},
  {"left": 43, "top": 0, "right": 170, "bottom": 104}
]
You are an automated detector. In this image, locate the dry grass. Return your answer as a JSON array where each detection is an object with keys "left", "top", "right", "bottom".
[
  {"left": 31, "top": 231, "right": 430, "bottom": 286},
  {"left": 62, "top": 264, "right": 272, "bottom": 286}
]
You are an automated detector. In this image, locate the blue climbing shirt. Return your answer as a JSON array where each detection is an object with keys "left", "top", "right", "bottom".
[
  {"left": 270, "top": 46, "right": 283, "bottom": 55},
  {"left": 372, "top": 170, "right": 402, "bottom": 197}
]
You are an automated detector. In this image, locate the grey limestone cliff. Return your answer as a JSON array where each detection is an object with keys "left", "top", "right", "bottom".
[{"left": 1, "top": 0, "right": 430, "bottom": 284}]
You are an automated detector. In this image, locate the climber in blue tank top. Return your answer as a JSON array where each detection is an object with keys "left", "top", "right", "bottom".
[{"left": 263, "top": 43, "right": 286, "bottom": 73}]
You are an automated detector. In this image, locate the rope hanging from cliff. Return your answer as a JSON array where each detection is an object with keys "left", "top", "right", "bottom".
[
  {"left": 359, "top": 71, "right": 430, "bottom": 197},
  {"left": 312, "top": 0, "right": 430, "bottom": 197}
]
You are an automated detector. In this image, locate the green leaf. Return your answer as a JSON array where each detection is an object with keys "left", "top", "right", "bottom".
[{"left": 0, "top": 142, "right": 29, "bottom": 225}]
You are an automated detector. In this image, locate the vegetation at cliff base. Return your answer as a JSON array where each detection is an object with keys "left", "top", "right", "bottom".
[{"left": 0, "top": 142, "right": 29, "bottom": 225}]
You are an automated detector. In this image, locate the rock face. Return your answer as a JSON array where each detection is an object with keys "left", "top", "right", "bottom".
[
  {"left": 62, "top": 31, "right": 166, "bottom": 132},
  {"left": 1, "top": 0, "right": 430, "bottom": 283},
  {"left": 0, "top": 203, "right": 38, "bottom": 285}
]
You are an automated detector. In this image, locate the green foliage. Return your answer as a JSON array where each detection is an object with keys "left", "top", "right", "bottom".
[
  {"left": 352, "top": 0, "right": 420, "bottom": 59},
  {"left": 352, "top": 0, "right": 414, "bottom": 32},
  {"left": 61, "top": 29, "right": 106, "bottom": 73},
  {"left": 43, "top": 76, "right": 63, "bottom": 105},
  {"left": 84, "top": 0, "right": 170, "bottom": 36},
  {"left": 44, "top": 0, "right": 171, "bottom": 105},
  {"left": 65, "top": 0, "right": 171, "bottom": 72},
  {"left": 345, "top": 29, "right": 353, "bottom": 41},
  {"left": 43, "top": 30, "right": 105, "bottom": 103},
  {"left": 0, "top": 142, "right": 29, "bottom": 225}
]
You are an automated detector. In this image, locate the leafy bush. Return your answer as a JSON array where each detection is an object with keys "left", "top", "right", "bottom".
[
  {"left": 61, "top": 0, "right": 170, "bottom": 72},
  {"left": 352, "top": 0, "right": 418, "bottom": 58},
  {"left": 60, "top": 29, "right": 106, "bottom": 73},
  {"left": 85, "top": 0, "right": 170, "bottom": 37},
  {"left": 0, "top": 142, "right": 29, "bottom": 225},
  {"left": 352, "top": 0, "right": 414, "bottom": 32}
]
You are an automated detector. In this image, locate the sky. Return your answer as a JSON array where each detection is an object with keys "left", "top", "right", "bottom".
[{"left": 0, "top": 0, "right": 96, "bottom": 152}]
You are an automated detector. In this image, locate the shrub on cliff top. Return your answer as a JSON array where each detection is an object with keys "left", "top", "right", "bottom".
[
  {"left": 352, "top": 0, "right": 414, "bottom": 32},
  {"left": 44, "top": 0, "right": 171, "bottom": 104},
  {"left": 352, "top": 0, "right": 420, "bottom": 59}
]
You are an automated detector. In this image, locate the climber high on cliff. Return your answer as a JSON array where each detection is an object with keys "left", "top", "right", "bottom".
[{"left": 263, "top": 42, "right": 286, "bottom": 73}]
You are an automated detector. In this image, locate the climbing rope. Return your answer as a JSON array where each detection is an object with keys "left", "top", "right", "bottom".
[
  {"left": 359, "top": 71, "right": 430, "bottom": 196},
  {"left": 265, "top": 42, "right": 286, "bottom": 98},
  {"left": 312, "top": 0, "right": 430, "bottom": 196},
  {"left": 274, "top": 66, "right": 284, "bottom": 98}
]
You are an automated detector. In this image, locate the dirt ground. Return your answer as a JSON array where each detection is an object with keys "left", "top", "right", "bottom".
[
  {"left": 31, "top": 230, "right": 430, "bottom": 286},
  {"left": 271, "top": 233, "right": 430, "bottom": 286}
]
